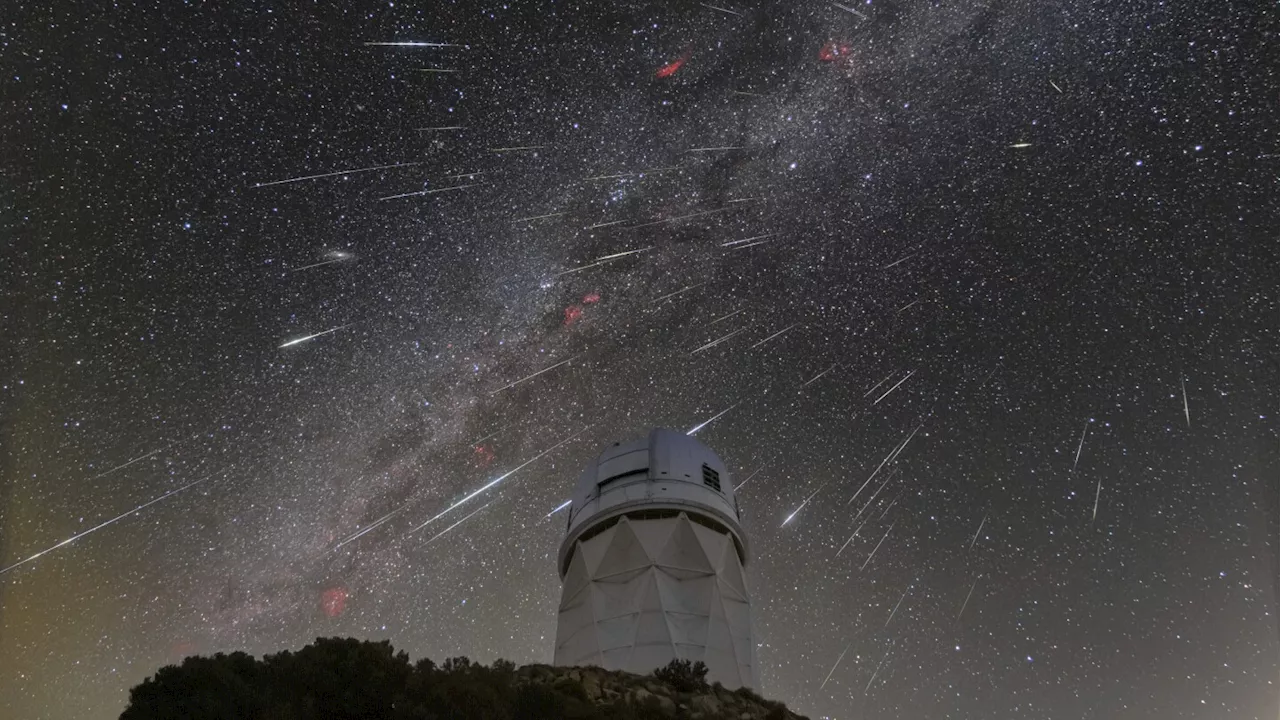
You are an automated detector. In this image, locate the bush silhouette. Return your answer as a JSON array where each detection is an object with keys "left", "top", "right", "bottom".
[{"left": 651, "top": 658, "right": 709, "bottom": 693}]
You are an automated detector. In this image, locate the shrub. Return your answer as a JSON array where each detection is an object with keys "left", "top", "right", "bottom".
[{"left": 652, "top": 658, "right": 708, "bottom": 693}]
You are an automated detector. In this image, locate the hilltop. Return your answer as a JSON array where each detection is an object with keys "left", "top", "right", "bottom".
[{"left": 119, "top": 637, "right": 808, "bottom": 720}]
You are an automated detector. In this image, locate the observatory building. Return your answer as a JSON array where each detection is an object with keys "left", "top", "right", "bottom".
[{"left": 553, "top": 428, "right": 758, "bottom": 689}]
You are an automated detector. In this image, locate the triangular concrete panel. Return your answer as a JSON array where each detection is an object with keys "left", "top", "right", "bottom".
[
  {"left": 579, "top": 525, "right": 615, "bottom": 576},
  {"left": 630, "top": 516, "right": 676, "bottom": 561},
  {"left": 596, "top": 518, "right": 653, "bottom": 577},
  {"left": 657, "top": 514, "right": 716, "bottom": 574}
]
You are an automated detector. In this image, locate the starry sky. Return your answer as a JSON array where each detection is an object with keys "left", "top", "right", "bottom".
[{"left": 3, "top": 1, "right": 1279, "bottom": 718}]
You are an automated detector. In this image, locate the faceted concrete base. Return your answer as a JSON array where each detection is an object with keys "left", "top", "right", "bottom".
[{"left": 554, "top": 512, "right": 757, "bottom": 689}]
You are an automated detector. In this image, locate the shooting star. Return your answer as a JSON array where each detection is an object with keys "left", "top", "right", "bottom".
[
  {"left": 710, "top": 308, "right": 745, "bottom": 325},
  {"left": 751, "top": 323, "right": 799, "bottom": 350},
  {"left": 1, "top": 475, "right": 212, "bottom": 575},
  {"left": 333, "top": 507, "right": 405, "bottom": 551},
  {"left": 721, "top": 233, "right": 776, "bottom": 248},
  {"left": 968, "top": 512, "right": 987, "bottom": 550},
  {"left": 291, "top": 250, "right": 353, "bottom": 272},
  {"left": 957, "top": 576, "right": 980, "bottom": 620},
  {"left": 515, "top": 211, "right": 566, "bottom": 223},
  {"left": 415, "top": 68, "right": 457, "bottom": 73},
  {"left": 279, "top": 324, "right": 355, "bottom": 348},
  {"left": 802, "top": 363, "right": 838, "bottom": 388},
  {"left": 378, "top": 183, "right": 481, "bottom": 201},
  {"left": 418, "top": 126, "right": 467, "bottom": 131},
  {"left": 833, "top": 2, "right": 869, "bottom": 19},
  {"left": 253, "top": 162, "right": 423, "bottom": 188},
  {"left": 846, "top": 436, "right": 908, "bottom": 506},
  {"left": 687, "top": 403, "right": 740, "bottom": 436},
  {"left": 1073, "top": 421, "right": 1089, "bottom": 471},
  {"left": 1009, "top": 142, "right": 1033, "bottom": 148},
  {"left": 1091, "top": 478, "right": 1102, "bottom": 522},
  {"left": 864, "top": 372, "right": 894, "bottom": 397},
  {"left": 882, "top": 253, "right": 915, "bottom": 270},
  {"left": 865, "top": 643, "right": 893, "bottom": 693},
  {"left": 490, "top": 355, "right": 579, "bottom": 394},
  {"left": 1049, "top": 79, "right": 1064, "bottom": 93},
  {"left": 820, "top": 644, "right": 852, "bottom": 690},
  {"left": 364, "top": 41, "right": 459, "bottom": 47},
  {"left": 654, "top": 282, "right": 707, "bottom": 304},
  {"left": 861, "top": 522, "right": 895, "bottom": 570},
  {"left": 587, "top": 219, "right": 627, "bottom": 229},
  {"left": 733, "top": 467, "right": 762, "bottom": 491},
  {"left": 553, "top": 246, "right": 653, "bottom": 277},
  {"left": 873, "top": 369, "right": 916, "bottom": 405},
  {"left": 624, "top": 207, "right": 734, "bottom": 229},
  {"left": 886, "top": 586, "right": 910, "bottom": 626},
  {"left": 782, "top": 482, "right": 828, "bottom": 527},
  {"left": 877, "top": 495, "right": 899, "bottom": 520},
  {"left": 701, "top": 2, "right": 744, "bottom": 16},
  {"left": 1181, "top": 377, "right": 1191, "bottom": 427},
  {"left": 546, "top": 499, "right": 572, "bottom": 518},
  {"left": 407, "top": 431, "right": 584, "bottom": 533},
  {"left": 423, "top": 502, "right": 491, "bottom": 545},
  {"left": 489, "top": 145, "right": 545, "bottom": 152},
  {"left": 835, "top": 519, "right": 869, "bottom": 557},
  {"left": 685, "top": 146, "right": 747, "bottom": 153},
  {"left": 90, "top": 448, "right": 163, "bottom": 480},
  {"left": 896, "top": 299, "right": 919, "bottom": 314},
  {"left": 729, "top": 238, "right": 774, "bottom": 251},
  {"left": 692, "top": 327, "right": 749, "bottom": 354}
]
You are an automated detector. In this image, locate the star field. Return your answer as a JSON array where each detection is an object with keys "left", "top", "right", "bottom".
[{"left": 3, "top": 1, "right": 1278, "bottom": 719}]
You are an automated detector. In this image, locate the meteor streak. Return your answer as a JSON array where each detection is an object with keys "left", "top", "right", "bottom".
[
  {"left": 515, "top": 211, "right": 566, "bottom": 222},
  {"left": 279, "top": 324, "right": 355, "bottom": 348},
  {"left": 291, "top": 251, "right": 353, "bottom": 272},
  {"left": 865, "top": 644, "right": 893, "bottom": 693},
  {"left": 1049, "top": 79, "right": 1064, "bottom": 93},
  {"left": 709, "top": 308, "right": 745, "bottom": 325},
  {"left": 686, "top": 403, "right": 740, "bottom": 436},
  {"left": 957, "top": 576, "right": 980, "bottom": 620},
  {"left": 685, "top": 146, "right": 747, "bottom": 152},
  {"left": 882, "top": 253, "right": 915, "bottom": 270},
  {"left": 802, "top": 363, "right": 838, "bottom": 388},
  {"left": 333, "top": 507, "right": 405, "bottom": 551},
  {"left": 489, "top": 145, "right": 545, "bottom": 152},
  {"left": 418, "top": 126, "right": 467, "bottom": 131},
  {"left": 407, "top": 431, "right": 584, "bottom": 533},
  {"left": 490, "top": 355, "right": 579, "bottom": 394},
  {"left": 1073, "top": 421, "right": 1089, "bottom": 471},
  {"left": 253, "top": 162, "right": 423, "bottom": 188},
  {"left": 700, "top": 2, "right": 744, "bottom": 16},
  {"left": 1009, "top": 142, "right": 1033, "bottom": 148},
  {"left": 861, "top": 522, "right": 894, "bottom": 570},
  {"left": 820, "top": 644, "right": 852, "bottom": 689},
  {"left": 1181, "top": 377, "right": 1191, "bottom": 427},
  {"left": 378, "top": 183, "right": 481, "bottom": 201},
  {"left": 886, "top": 586, "right": 910, "bottom": 626},
  {"left": 365, "top": 41, "right": 459, "bottom": 47},
  {"left": 91, "top": 448, "right": 163, "bottom": 480},
  {"left": 864, "top": 372, "right": 894, "bottom": 397},
  {"left": 781, "top": 482, "right": 827, "bottom": 527},
  {"left": 654, "top": 282, "right": 707, "bottom": 304},
  {"left": 751, "top": 323, "right": 799, "bottom": 349},
  {"left": 833, "top": 2, "right": 869, "bottom": 19},
  {"left": 1092, "top": 478, "right": 1102, "bottom": 522},
  {"left": 692, "top": 327, "right": 749, "bottom": 354},
  {"left": 546, "top": 499, "right": 572, "bottom": 517},
  {"left": 553, "top": 247, "right": 653, "bottom": 276},
  {"left": 1, "top": 475, "right": 212, "bottom": 575},
  {"left": 733, "top": 467, "right": 762, "bottom": 491},
  {"left": 624, "top": 207, "right": 734, "bottom": 229},
  {"left": 968, "top": 512, "right": 987, "bottom": 550},
  {"left": 423, "top": 502, "right": 491, "bottom": 545},
  {"left": 721, "top": 233, "right": 776, "bottom": 247},
  {"left": 873, "top": 369, "right": 916, "bottom": 405}
]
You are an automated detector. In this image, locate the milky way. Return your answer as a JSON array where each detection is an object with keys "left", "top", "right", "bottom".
[{"left": 3, "top": 1, "right": 1278, "bottom": 719}]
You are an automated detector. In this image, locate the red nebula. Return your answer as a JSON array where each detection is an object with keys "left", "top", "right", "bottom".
[
  {"left": 473, "top": 444, "right": 496, "bottom": 468},
  {"left": 655, "top": 49, "right": 692, "bottom": 78},
  {"left": 819, "top": 41, "right": 852, "bottom": 62},
  {"left": 582, "top": 291, "right": 600, "bottom": 304},
  {"left": 321, "top": 587, "right": 348, "bottom": 618},
  {"left": 564, "top": 304, "right": 584, "bottom": 326}
]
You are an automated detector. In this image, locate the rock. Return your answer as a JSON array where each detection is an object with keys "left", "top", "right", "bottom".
[{"left": 691, "top": 694, "right": 723, "bottom": 715}]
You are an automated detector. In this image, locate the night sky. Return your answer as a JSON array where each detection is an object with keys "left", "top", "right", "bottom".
[{"left": 3, "top": 1, "right": 1279, "bottom": 718}]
